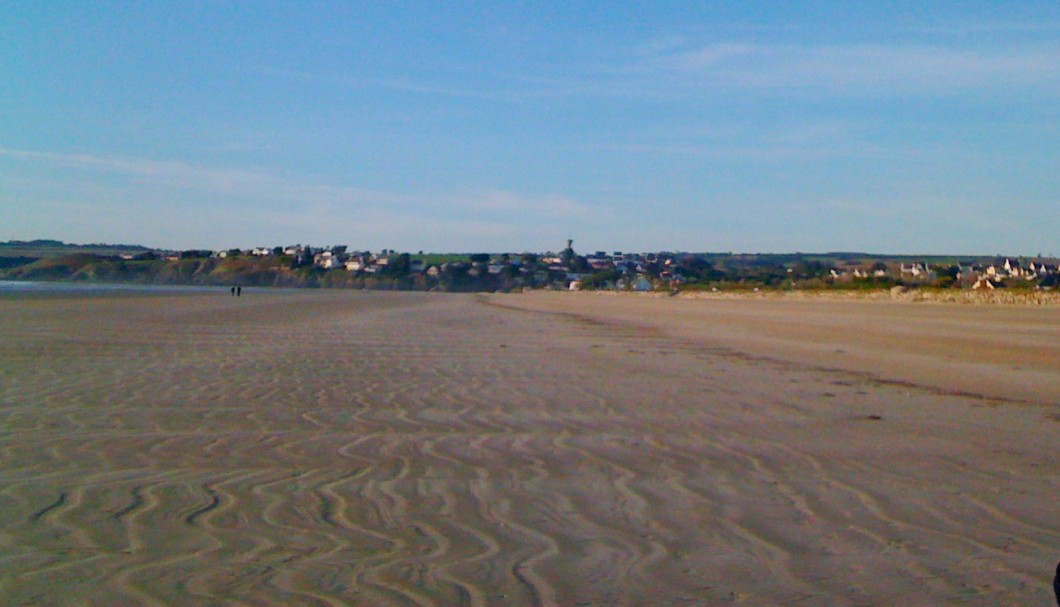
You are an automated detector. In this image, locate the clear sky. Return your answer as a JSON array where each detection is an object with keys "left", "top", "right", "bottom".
[{"left": 2, "top": 1, "right": 1058, "bottom": 255}]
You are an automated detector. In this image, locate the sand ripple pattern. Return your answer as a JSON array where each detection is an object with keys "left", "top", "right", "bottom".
[{"left": 0, "top": 290, "right": 1057, "bottom": 606}]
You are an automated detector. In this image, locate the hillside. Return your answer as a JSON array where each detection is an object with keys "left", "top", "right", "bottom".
[
  {"left": 0, "top": 254, "right": 421, "bottom": 290},
  {"left": 0, "top": 240, "right": 153, "bottom": 268}
]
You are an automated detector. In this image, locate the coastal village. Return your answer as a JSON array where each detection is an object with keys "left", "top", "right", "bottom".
[
  {"left": 2, "top": 239, "right": 1057, "bottom": 292},
  {"left": 197, "top": 240, "right": 1059, "bottom": 292}
]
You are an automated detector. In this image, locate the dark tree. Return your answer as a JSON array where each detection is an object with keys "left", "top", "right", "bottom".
[{"left": 381, "top": 253, "right": 411, "bottom": 278}]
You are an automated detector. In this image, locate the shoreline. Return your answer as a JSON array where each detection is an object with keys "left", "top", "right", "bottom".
[{"left": 4, "top": 277, "right": 1058, "bottom": 305}]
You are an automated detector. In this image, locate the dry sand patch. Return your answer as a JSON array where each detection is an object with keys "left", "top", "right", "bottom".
[{"left": 490, "top": 291, "right": 1060, "bottom": 407}]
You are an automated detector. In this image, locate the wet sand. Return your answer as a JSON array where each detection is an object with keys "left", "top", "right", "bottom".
[{"left": 0, "top": 289, "right": 1057, "bottom": 606}]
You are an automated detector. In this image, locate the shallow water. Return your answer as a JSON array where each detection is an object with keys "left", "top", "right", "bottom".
[{"left": 0, "top": 280, "right": 224, "bottom": 294}]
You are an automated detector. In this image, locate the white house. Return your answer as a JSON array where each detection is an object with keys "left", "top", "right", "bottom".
[
  {"left": 319, "top": 256, "right": 343, "bottom": 270},
  {"left": 973, "top": 276, "right": 998, "bottom": 290},
  {"left": 315, "top": 251, "right": 346, "bottom": 269},
  {"left": 1002, "top": 259, "right": 1022, "bottom": 277},
  {"left": 900, "top": 263, "right": 926, "bottom": 277}
]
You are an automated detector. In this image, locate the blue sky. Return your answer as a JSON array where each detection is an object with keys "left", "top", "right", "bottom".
[{"left": 2, "top": 2, "right": 1058, "bottom": 255}]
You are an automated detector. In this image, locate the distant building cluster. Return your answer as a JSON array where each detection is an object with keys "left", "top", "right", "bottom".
[
  {"left": 961, "top": 259, "right": 1057, "bottom": 290},
  {"left": 835, "top": 258, "right": 1058, "bottom": 287},
  {"left": 204, "top": 244, "right": 693, "bottom": 291},
  {"left": 7, "top": 239, "right": 1057, "bottom": 293},
  {"left": 196, "top": 243, "right": 1060, "bottom": 292}
]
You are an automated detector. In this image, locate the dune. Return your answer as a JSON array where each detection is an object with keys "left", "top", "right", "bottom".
[{"left": 0, "top": 288, "right": 1056, "bottom": 606}]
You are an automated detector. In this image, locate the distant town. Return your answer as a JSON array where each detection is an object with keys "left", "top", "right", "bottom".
[{"left": 1, "top": 239, "right": 1058, "bottom": 293}]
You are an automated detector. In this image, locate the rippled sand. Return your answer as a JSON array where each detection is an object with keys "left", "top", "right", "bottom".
[{"left": 0, "top": 290, "right": 1056, "bottom": 606}]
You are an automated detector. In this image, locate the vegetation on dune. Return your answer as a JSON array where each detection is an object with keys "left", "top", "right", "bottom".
[{"left": 0, "top": 256, "right": 42, "bottom": 270}]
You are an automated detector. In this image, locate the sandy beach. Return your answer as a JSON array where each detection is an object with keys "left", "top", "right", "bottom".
[{"left": 0, "top": 289, "right": 1057, "bottom": 606}]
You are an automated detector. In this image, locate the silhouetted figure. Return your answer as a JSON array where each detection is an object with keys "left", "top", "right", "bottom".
[
  {"left": 237, "top": 286, "right": 242, "bottom": 297},
  {"left": 1053, "top": 559, "right": 1059, "bottom": 606},
  {"left": 230, "top": 286, "right": 235, "bottom": 296}
]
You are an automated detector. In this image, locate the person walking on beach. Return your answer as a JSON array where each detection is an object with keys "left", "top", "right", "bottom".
[
  {"left": 231, "top": 286, "right": 236, "bottom": 296},
  {"left": 237, "top": 286, "right": 241, "bottom": 297},
  {"left": 1053, "top": 559, "right": 1059, "bottom": 606}
]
